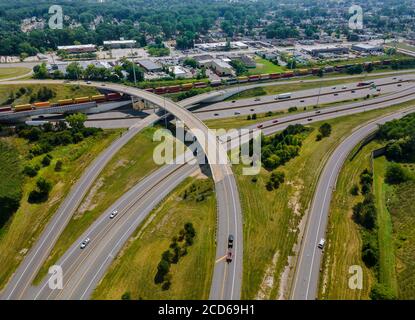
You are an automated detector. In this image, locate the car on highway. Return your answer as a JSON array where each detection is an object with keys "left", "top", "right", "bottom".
[
  {"left": 272, "top": 119, "right": 279, "bottom": 123},
  {"left": 86, "top": 81, "right": 92, "bottom": 85},
  {"left": 300, "top": 100, "right": 305, "bottom": 103},
  {"left": 234, "top": 111, "right": 240, "bottom": 115},
  {"left": 109, "top": 210, "right": 118, "bottom": 219},
  {"left": 332, "top": 87, "right": 336, "bottom": 89},
  {"left": 307, "top": 118, "right": 312, "bottom": 121},
  {"left": 342, "top": 86, "right": 347, "bottom": 89},
  {"left": 351, "top": 90, "right": 356, "bottom": 93},
  {"left": 232, "top": 100, "right": 236, "bottom": 103},
  {"left": 318, "top": 238, "right": 326, "bottom": 249},
  {"left": 250, "top": 108, "right": 255, "bottom": 111},
  {"left": 214, "top": 113, "right": 219, "bottom": 116},
  {"left": 226, "top": 250, "right": 233, "bottom": 263},
  {"left": 80, "top": 238, "right": 90, "bottom": 249},
  {"left": 315, "top": 111, "right": 321, "bottom": 114},
  {"left": 257, "top": 124, "right": 263, "bottom": 128},
  {"left": 228, "top": 235, "right": 234, "bottom": 248},
  {"left": 254, "top": 97, "right": 261, "bottom": 101},
  {"left": 334, "top": 93, "right": 338, "bottom": 96}
]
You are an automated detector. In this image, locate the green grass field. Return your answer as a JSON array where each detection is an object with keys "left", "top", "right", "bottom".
[
  {"left": 33, "top": 126, "right": 169, "bottom": 284},
  {"left": 387, "top": 177, "right": 415, "bottom": 299},
  {"left": 0, "top": 67, "right": 31, "bottom": 80},
  {"left": 247, "top": 57, "right": 286, "bottom": 75},
  {"left": 0, "top": 130, "right": 121, "bottom": 290},
  {"left": 319, "top": 141, "right": 381, "bottom": 299},
  {"left": 0, "top": 84, "right": 99, "bottom": 106},
  {"left": 92, "top": 177, "right": 216, "bottom": 300},
  {"left": 373, "top": 156, "right": 398, "bottom": 296}
]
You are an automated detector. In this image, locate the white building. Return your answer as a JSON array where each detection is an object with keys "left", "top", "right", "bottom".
[
  {"left": 210, "top": 59, "right": 234, "bottom": 76},
  {"left": 352, "top": 43, "right": 384, "bottom": 54},
  {"left": 103, "top": 40, "right": 137, "bottom": 48},
  {"left": 169, "top": 66, "right": 188, "bottom": 78},
  {"left": 57, "top": 44, "right": 96, "bottom": 54}
]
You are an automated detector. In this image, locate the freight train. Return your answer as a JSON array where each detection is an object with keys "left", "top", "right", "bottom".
[
  {"left": 143, "top": 59, "right": 396, "bottom": 95},
  {"left": 9, "top": 92, "right": 123, "bottom": 113}
]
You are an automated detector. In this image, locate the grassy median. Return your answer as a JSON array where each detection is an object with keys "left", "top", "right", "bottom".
[
  {"left": 0, "top": 129, "right": 121, "bottom": 290},
  {"left": 92, "top": 177, "right": 216, "bottom": 300},
  {"left": 33, "top": 126, "right": 171, "bottom": 284},
  {"left": 236, "top": 101, "right": 415, "bottom": 299}
]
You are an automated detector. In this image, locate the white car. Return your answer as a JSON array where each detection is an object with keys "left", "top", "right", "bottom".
[
  {"left": 342, "top": 86, "right": 347, "bottom": 89},
  {"left": 109, "top": 210, "right": 118, "bottom": 219},
  {"left": 80, "top": 238, "right": 91, "bottom": 249},
  {"left": 318, "top": 238, "right": 326, "bottom": 249}
]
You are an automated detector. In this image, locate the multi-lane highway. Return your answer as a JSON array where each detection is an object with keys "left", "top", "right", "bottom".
[
  {"left": 25, "top": 82, "right": 415, "bottom": 300},
  {"left": 1, "top": 73, "right": 415, "bottom": 300},
  {"left": 1, "top": 80, "right": 242, "bottom": 301},
  {"left": 291, "top": 106, "right": 415, "bottom": 300}
]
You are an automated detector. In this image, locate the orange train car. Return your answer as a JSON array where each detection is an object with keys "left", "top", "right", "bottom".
[{"left": 33, "top": 101, "right": 51, "bottom": 109}]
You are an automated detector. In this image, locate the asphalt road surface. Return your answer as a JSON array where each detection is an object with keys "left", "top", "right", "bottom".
[
  {"left": 1, "top": 80, "right": 242, "bottom": 301},
  {"left": 291, "top": 106, "right": 415, "bottom": 300},
  {"left": 2, "top": 74, "right": 415, "bottom": 300}
]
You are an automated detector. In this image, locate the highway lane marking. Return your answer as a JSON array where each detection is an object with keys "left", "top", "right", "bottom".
[
  {"left": 77, "top": 167, "right": 195, "bottom": 300},
  {"left": 297, "top": 106, "right": 415, "bottom": 300},
  {"left": 35, "top": 166, "right": 188, "bottom": 299}
]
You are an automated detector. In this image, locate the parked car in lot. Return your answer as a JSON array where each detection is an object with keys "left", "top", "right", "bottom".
[
  {"left": 80, "top": 238, "right": 90, "bottom": 249},
  {"left": 226, "top": 250, "right": 233, "bottom": 263},
  {"left": 318, "top": 238, "right": 326, "bottom": 249},
  {"left": 228, "top": 235, "right": 234, "bottom": 248}
]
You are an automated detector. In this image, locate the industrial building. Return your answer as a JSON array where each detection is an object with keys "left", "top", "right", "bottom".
[
  {"left": 103, "top": 40, "right": 137, "bottom": 49},
  {"left": 57, "top": 44, "right": 97, "bottom": 54},
  {"left": 136, "top": 59, "right": 163, "bottom": 72},
  {"left": 351, "top": 43, "right": 384, "bottom": 54},
  {"left": 303, "top": 45, "right": 349, "bottom": 57}
]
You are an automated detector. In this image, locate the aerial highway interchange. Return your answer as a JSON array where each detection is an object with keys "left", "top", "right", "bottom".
[{"left": 1, "top": 71, "right": 415, "bottom": 301}]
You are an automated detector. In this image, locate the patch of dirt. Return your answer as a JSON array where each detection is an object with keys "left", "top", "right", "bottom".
[
  {"left": 278, "top": 256, "right": 293, "bottom": 300},
  {"left": 255, "top": 251, "right": 279, "bottom": 300},
  {"left": 287, "top": 179, "right": 304, "bottom": 216},
  {"left": 75, "top": 177, "right": 105, "bottom": 217}
]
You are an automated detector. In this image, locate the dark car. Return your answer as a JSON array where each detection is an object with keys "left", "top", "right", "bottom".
[
  {"left": 228, "top": 235, "right": 234, "bottom": 248},
  {"left": 226, "top": 250, "right": 233, "bottom": 263}
]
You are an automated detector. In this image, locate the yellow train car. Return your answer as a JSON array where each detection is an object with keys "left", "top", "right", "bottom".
[
  {"left": 74, "top": 96, "right": 91, "bottom": 104},
  {"left": 14, "top": 104, "right": 32, "bottom": 112},
  {"left": 91, "top": 94, "right": 106, "bottom": 102},
  {"left": 58, "top": 99, "right": 74, "bottom": 106}
]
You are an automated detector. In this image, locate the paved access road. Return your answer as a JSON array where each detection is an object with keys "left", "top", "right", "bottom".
[
  {"left": 27, "top": 82, "right": 415, "bottom": 300},
  {"left": 291, "top": 106, "right": 415, "bottom": 300},
  {"left": 0, "top": 79, "right": 242, "bottom": 301}
]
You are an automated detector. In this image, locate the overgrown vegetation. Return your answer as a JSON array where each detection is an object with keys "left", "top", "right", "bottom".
[
  {"left": 261, "top": 124, "right": 311, "bottom": 171},
  {"left": 0, "top": 140, "right": 23, "bottom": 229},
  {"left": 154, "top": 222, "right": 196, "bottom": 290},
  {"left": 16, "top": 113, "right": 101, "bottom": 156}
]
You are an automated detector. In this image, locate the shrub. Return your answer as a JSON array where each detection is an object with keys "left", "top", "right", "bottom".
[
  {"left": 350, "top": 184, "right": 359, "bottom": 196},
  {"left": 370, "top": 283, "right": 396, "bottom": 300},
  {"left": 23, "top": 164, "right": 40, "bottom": 177},
  {"left": 54, "top": 160, "right": 63, "bottom": 172},
  {"left": 121, "top": 292, "right": 131, "bottom": 300},
  {"left": 41, "top": 154, "right": 52, "bottom": 167},
  {"left": 385, "top": 163, "right": 409, "bottom": 184}
]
